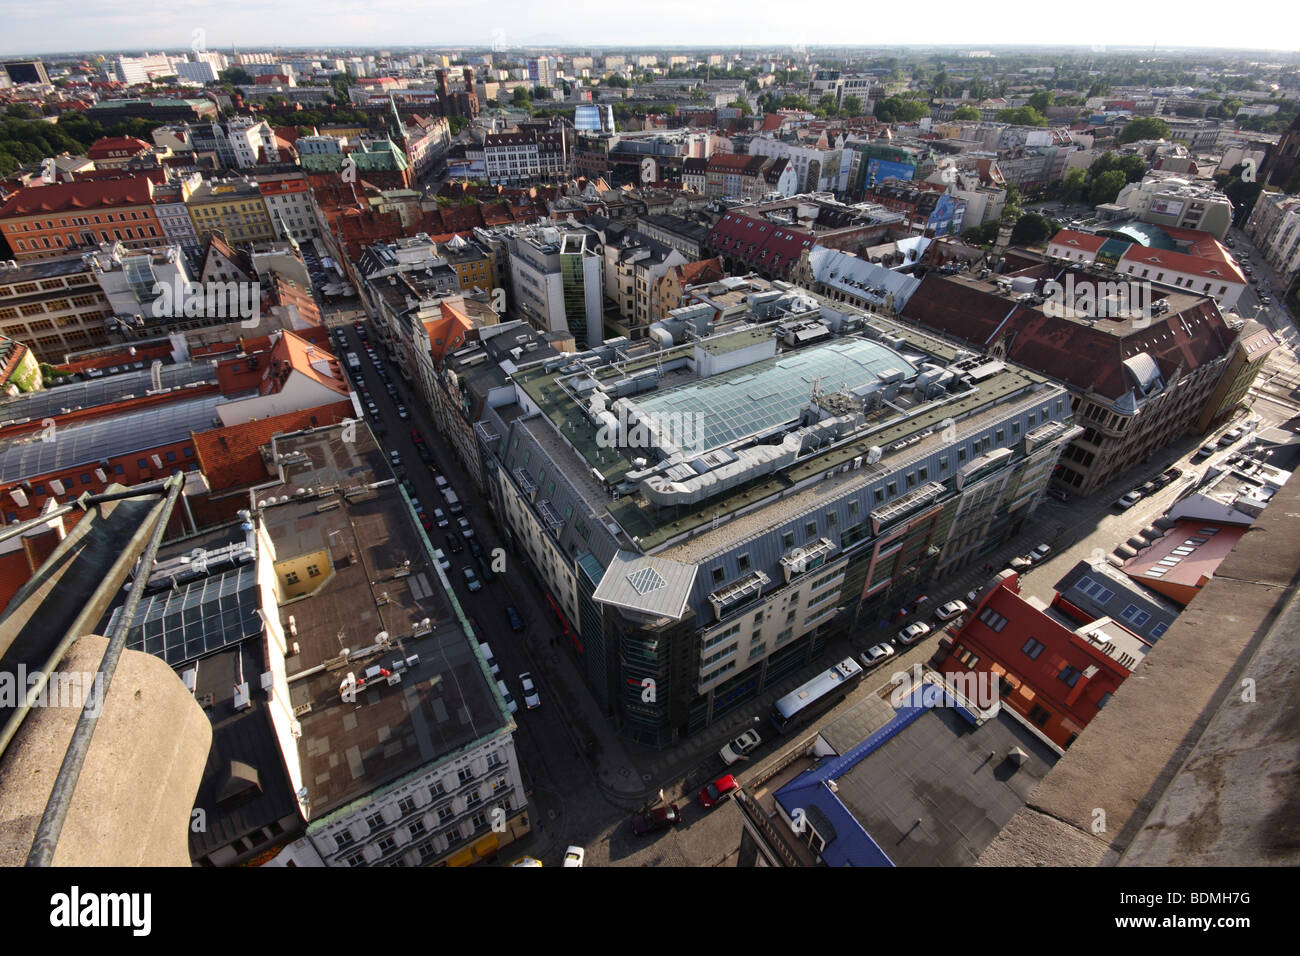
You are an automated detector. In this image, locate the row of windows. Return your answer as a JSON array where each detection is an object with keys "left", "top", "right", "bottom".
[
  {"left": 6, "top": 210, "right": 149, "bottom": 231},
  {"left": 12, "top": 226, "right": 159, "bottom": 251}
]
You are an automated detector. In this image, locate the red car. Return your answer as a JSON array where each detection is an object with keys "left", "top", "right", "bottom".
[
  {"left": 409, "top": 428, "right": 424, "bottom": 444},
  {"left": 699, "top": 774, "right": 738, "bottom": 809}
]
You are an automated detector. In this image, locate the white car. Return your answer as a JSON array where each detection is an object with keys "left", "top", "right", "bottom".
[
  {"left": 563, "top": 846, "right": 585, "bottom": 867},
  {"left": 719, "top": 729, "right": 763, "bottom": 765},
  {"left": 497, "top": 679, "right": 518, "bottom": 715},
  {"left": 1031, "top": 543, "right": 1051, "bottom": 563},
  {"left": 458, "top": 517, "right": 474, "bottom": 538},
  {"left": 897, "top": 622, "right": 932, "bottom": 645},
  {"left": 519, "top": 672, "right": 541, "bottom": 709},
  {"left": 433, "top": 548, "right": 450, "bottom": 572},
  {"left": 859, "top": 642, "right": 897, "bottom": 670},
  {"left": 1114, "top": 490, "right": 1143, "bottom": 511},
  {"left": 433, "top": 507, "right": 449, "bottom": 528},
  {"left": 934, "top": 600, "right": 968, "bottom": 622}
]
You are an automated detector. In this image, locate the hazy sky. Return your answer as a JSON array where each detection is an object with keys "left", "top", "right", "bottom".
[{"left": 2, "top": 0, "right": 1298, "bottom": 57}]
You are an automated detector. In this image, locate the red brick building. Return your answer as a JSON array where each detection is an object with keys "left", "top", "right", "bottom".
[
  {"left": 0, "top": 176, "right": 163, "bottom": 261},
  {"left": 942, "top": 571, "right": 1150, "bottom": 749}
]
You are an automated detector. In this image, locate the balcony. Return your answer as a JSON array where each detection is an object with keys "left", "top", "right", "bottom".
[{"left": 708, "top": 570, "right": 770, "bottom": 620}]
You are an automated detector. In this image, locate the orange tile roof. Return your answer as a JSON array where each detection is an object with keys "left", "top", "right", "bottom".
[
  {"left": 0, "top": 175, "right": 155, "bottom": 218},
  {"left": 191, "top": 400, "right": 353, "bottom": 491},
  {"left": 87, "top": 136, "right": 152, "bottom": 159}
]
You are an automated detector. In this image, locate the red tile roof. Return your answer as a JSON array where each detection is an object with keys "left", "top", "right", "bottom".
[
  {"left": 708, "top": 211, "right": 815, "bottom": 273},
  {"left": 1119, "top": 244, "right": 1246, "bottom": 284},
  {"left": 191, "top": 400, "right": 353, "bottom": 491},
  {"left": 87, "top": 136, "right": 152, "bottom": 160},
  {"left": 675, "top": 257, "right": 725, "bottom": 286},
  {"left": 0, "top": 175, "right": 155, "bottom": 218},
  {"left": 1049, "top": 229, "right": 1106, "bottom": 253},
  {"left": 901, "top": 267, "right": 1234, "bottom": 400}
]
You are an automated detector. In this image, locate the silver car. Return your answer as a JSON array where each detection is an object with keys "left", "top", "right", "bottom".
[{"left": 719, "top": 729, "right": 762, "bottom": 765}]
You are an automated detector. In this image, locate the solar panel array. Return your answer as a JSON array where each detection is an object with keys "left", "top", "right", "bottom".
[
  {"left": 0, "top": 394, "right": 223, "bottom": 483},
  {"left": 633, "top": 338, "right": 918, "bottom": 456},
  {"left": 109, "top": 565, "right": 263, "bottom": 666},
  {"left": 0, "top": 363, "right": 215, "bottom": 425}
]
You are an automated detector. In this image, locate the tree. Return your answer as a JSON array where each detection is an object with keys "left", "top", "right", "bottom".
[
  {"left": 1062, "top": 167, "right": 1087, "bottom": 204},
  {"left": 962, "top": 220, "right": 1000, "bottom": 246},
  {"left": 1118, "top": 117, "right": 1170, "bottom": 144},
  {"left": 531, "top": 86, "right": 551, "bottom": 100},
  {"left": 1117, "top": 154, "right": 1148, "bottom": 183},
  {"left": 218, "top": 66, "right": 254, "bottom": 86},
  {"left": 816, "top": 93, "right": 839, "bottom": 116},
  {"left": 1090, "top": 169, "right": 1127, "bottom": 205},
  {"left": 841, "top": 94, "right": 863, "bottom": 117},
  {"left": 1027, "top": 91, "right": 1054, "bottom": 114},
  {"left": 951, "top": 105, "right": 981, "bottom": 121},
  {"left": 874, "top": 96, "right": 928, "bottom": 124},
  {"left": 995, "top": 106, "right": 1048, "bottom": 127},
  {"left": 511, "top": 86, "right": 530, "bottom": 106},
  {"left": 728, "top": 99, "right": 753, "bottom": 117},
  {"left": 1286, "top": 165, "right": 1300, "bottom": 196},
  {"left": 1011, "top": 212, "right": 1053, "bottom": 246},
  {"left": 1215, "top": 164, "right": 1264, "bottom": 225}
]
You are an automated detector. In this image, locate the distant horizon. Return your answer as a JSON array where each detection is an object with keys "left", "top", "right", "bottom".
[
  {"left": 0, "top": 0, "right": 1298, "bottom": 60},
  {"left": 8, "top": 42, "right": 1300, "bottom": 60}
]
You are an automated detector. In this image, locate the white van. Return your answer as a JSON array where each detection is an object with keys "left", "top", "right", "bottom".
[
  {"left": 480, "top": 642, "right": 500, "bottom": 678},
  {"left": 497, "top": 679, "right": 518, "bottom": 715},
  {"left": 443, "top": 490, "right": 463, "bottom": 515}
]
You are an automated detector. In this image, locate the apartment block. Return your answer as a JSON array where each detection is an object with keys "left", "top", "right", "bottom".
[{"left": 471, "top": 291, "right": 1078, "bottom": 745}]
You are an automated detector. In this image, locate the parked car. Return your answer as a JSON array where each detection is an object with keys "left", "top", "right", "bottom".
[
  {"left": 1047, "top": 488, "right": 1069, "bottom": 502},
  {"left": 720, "top": 729, "right": 762, "bottom": 765},
  {"left": 1219, "top": 428, "right": 1244, "bottom": 447},
  {"left": 409, "top": 428, "right": 423, "bottom": 444},
  {"left": 433, "top": 548, "right": 450, "bottom": 572},
  {"left": 444, "top": 533, "right": 463, "bottom": 554},
  {"left": 934, "top": 600, "right": 968, "bottom": 622},
  {"left": 480, "top": 642, "right": 499, "bottom": 678},
  {"left": 519, "top": 672, "right": 540, "bottom": 709},
  {"left": 1139, "top": 480, "right": 1159, "bottom": 496},
  {"left": 699, "top": 774, "right": 738, "bottom": 809},
  {"left": 497, "top": 679, "right": 517, "bottom": 715},
  {"left": 433, "top": 508, "right": 449, "bottom": 528},
  {"left": 1031, "top": 543, "right": 1051, "bottom": 562},
  {"left": 897, "top": 621, "right": 931, "bottom": 645},
  {"left": 506, "top": 605, "right": 525, "bottom": 632},
  {"left": 1114, "top": 490, "right": 1143, "bottom": 511},
  {"left": 860, "top": 642, "right": 897, "bottom": 670},
  {"left": 396, "top": 404, "right": 409, "bottom": 420},
  {"left": 463, "top": 566, "right": 482, "bottom": 593},
  {"left": 632, "top": 804, "right": 681, "bottom": 836},
  {"left": 477, "top": 556, "right": 496, "bottom": 583},
  {"left": 417, "top": 445, "right": 434, "bottom": 464},
  {"left": 1193, "top": 442, "right": 1216, "bottom": 460},
  {"left": 563, "top": 846, "right": 585, "bottom": 867},
  {"left": 1010, "top": 554, "right": 1035, "bottom": 571},
  {"left": 509, "top": 857, "right": 542, "bottom": 867},
  {"left": 458, "top": 517, "right": 474, "bottom": 538},
  {"left": 434, "top": 475, "right": 450, "bottom": 493}
]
